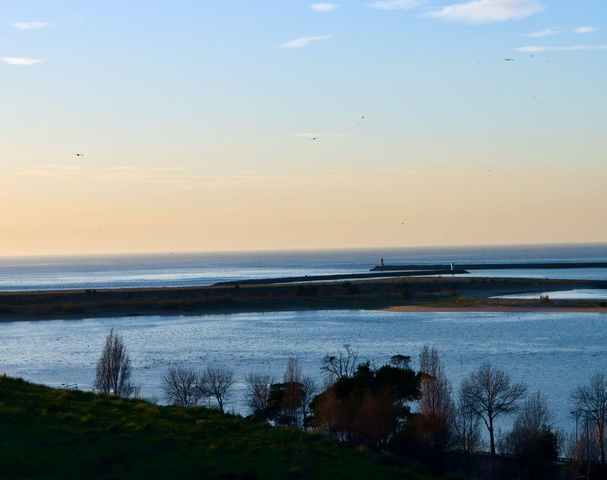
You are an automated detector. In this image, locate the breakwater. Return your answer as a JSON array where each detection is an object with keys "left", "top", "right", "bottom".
[
  {"left": 371, "top": 262, "right": 607, "bottom": 272},
  {"left": 212, "top": 268, "right": 469, "bottom": 286}
]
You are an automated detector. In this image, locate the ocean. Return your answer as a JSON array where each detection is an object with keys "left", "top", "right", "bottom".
[{"left": 1, "top": 243, "right": 607, "bottom": 292}]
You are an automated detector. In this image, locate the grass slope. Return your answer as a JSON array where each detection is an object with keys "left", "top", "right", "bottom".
[{"left": 0, "top": 376, "right": 447, "bottom": 480}]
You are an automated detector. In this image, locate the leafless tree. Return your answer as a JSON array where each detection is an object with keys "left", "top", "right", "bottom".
[
  {"left": 453, "top": 402, "right": 484, "bottom": 454},
  {"left": 161, "top": 365, "right": 205, "bottom": 407},
  {"left": 515, "top": 390, "right": 555, "bottom": 435},
  {"left": 94, "top": 328, "right": 134, "bottom": 397},
  {"left": 245, "top": 371, "right": 273, "bottom": 414},
  {"left": 300, "top": 374, "right": 318, "bottom": 429},
  {"left": 201, "top": 364, "right": 235, "bottom": 414},
  {"left": 571, "top": 372, "right": 607, "bottom": 465},
  {"left": 267, "top": 357, "right": 317, "bottom": 429},
  {"left": 460, "top": 362, "right": 526, "bottom": 455},
  {"left": 282, "top": 357, "right": 304, "bottom": 426},
  {"left": 417, "top": 345, "right": 456, "bottom": 455},
  {"left": 321, "top": 344, "right": 358, "bottom": 382},
  {"left": 501, "top": 391, "right": 562, "bottom": 476}
]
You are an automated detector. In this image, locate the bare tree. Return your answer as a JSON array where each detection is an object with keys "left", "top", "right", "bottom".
[
  {"left": 94, "top": 328, "right": 134, "bottom": 397},
  {"left": 245, "top": 371, "right": 273, "bottom": 414},
  {"left": 201, "top": 364, "right": 235, "bottom": 414},
  {"left": 321, "top": 344, "right": 358, "bottom": 382},
  {"left": 282, "top": 357, "right": 304, "bottom": 426},
  {"left": 514, "top": 390, "right": 555, "bottom": 435},
  {"left": 501, "top": 391, "right": 562, "bottom": 477},
  {"left": 571, "top": 372, "right": 607, "bottom": 465},
  {"left": 161, "top": 365, "right": 205, "bottom": 407},
  {"left": 417, "top": 345, "right": 456, "bottom": 456},
  {"left": 300, "top": 374, "right": 318, "bottom": 430},
  {"left": 453, "top": 402, "right": 484, "bottom": 454},
  {"left": 460, "top": 362, "right": 526, "bottom": 455}
]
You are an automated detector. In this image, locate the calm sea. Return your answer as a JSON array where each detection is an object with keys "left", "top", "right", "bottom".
[{"left": 1, "top": 243, "right": 607, "bottom": 291}]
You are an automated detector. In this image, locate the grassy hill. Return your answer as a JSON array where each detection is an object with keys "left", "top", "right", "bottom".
[{"left": 0, "top": 376, "right": 454, "bottom": 479}]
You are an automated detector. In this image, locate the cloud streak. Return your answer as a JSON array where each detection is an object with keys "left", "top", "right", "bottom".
[
  {"left": 0, "top": 57, "right": 42, "bottom": 66},
  {"left": 574, "top": 26, "right": 598, "bottom": 34},
  {"left": 426, "top": 0, "right": 545, "bottom": 24},
  {"left": 14, "top": 165, "right": 191, "bottom": 185},
  {"left": 293, "top": 133, "right": 349, "bottom": 138},
  {"left": 11, "top": 22, "right": 49, "bottom": 30},
  {"left": 527, "top": 28, "right": 559, "bottom": 37},
  {"left": 516, "top": 45, "right": 607, "bottom": 52},
  {"left": 278, "top": 35, "right": 332, "bottom": 48},
  {"left": 367, "top": 0, "right": 425, "bottom": 10},
  {"left": 310, "top": 3, "right": 339, "bottom": 12},
  {"left": 527, "top": 26, "right": 598, "bottom": 37}
]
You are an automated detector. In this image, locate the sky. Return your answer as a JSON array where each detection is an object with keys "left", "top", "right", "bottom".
[{"left": 1, "top": 0, "right": 606, "bottom": 256}]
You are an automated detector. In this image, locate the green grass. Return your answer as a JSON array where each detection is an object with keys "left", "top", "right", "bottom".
[{"left": 0, "top": 376, "right": 441, "bottom": 480}]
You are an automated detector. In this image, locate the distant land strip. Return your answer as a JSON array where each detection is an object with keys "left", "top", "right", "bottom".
[
  {"left": 1, "top": 276, "right": 606, "bottom": 322},
  {"left": 371, "top": 262, "right": 607, "bottom": 272},
  {"left": 212, "top": 268, "right": 469, "bottom": 286}
]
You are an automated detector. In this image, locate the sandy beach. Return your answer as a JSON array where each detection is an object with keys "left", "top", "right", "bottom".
[{"left": 383, "top": 305, "right": 607, "bottom": 313}]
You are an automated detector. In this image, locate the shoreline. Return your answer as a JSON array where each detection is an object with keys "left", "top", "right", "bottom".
[
  {"left": 382, "top": 305, "right": 607, "bottom": 313},
  {"left": 2, "top": 304, "right": 606, "bottom": 324}
]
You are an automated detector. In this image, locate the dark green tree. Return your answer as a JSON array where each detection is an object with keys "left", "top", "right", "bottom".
[{"left": 312, "top": 355, "right": 420, "bottom": 448}]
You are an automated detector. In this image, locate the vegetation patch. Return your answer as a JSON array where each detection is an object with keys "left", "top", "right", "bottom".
[{"left": 0, "top": 375, "right": 437, "bottom": 480}]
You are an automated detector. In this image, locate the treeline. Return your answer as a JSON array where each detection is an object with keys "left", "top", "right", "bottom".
[{"left": 94, "top": 330, "right": 607, "bottom": 479}]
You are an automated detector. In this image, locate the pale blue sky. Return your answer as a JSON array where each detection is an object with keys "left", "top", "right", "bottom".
[{"left": 1, "top": 1, "right": 606, "bottom": 255}]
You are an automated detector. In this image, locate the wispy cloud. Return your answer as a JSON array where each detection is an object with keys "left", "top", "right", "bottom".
[
  {"left": 527, "top": 26, "right": 598, "bottom": 37},
  {"left": 34, "top": 164, "right": 83, "bottom": 171},
  {"left": 367, "top": 0, "right": 425, "bottom": 10},
  {"left": 278, "top": 35, "right": 332, "bottom": 48},
  {"left": 574, "top": 26, "right": 598, "bottom": 34},
  {"left": 293, "top": 133, "right": 349, "bottom": 138},
  {"left": 11, "top": 21, "right": 49, "bottom": 30},
  {"left": 426, "top": 0, "right": 545, "bottom": 24},
  {"left": 516, "top": 44, "right": 607, "bottom": 52},
  {"left": 310, "top": 3, "right": 339, "bottom": 12},
  {"left": 0, "top": 57, "right": 42, "bottom": 66},
  {"left": 14, "top": 165, "right": 191, "bottom": 184},
  {"left": 527, "top": 28, "right": 559, "bottom": 37}
]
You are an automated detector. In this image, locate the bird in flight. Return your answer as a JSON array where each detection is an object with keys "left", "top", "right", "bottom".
[
  {"left": 75, "top": 153, "right": 84, "bottom": 157},
  {"left": 310, "top": 137, "right": 317, "bottom": 140},
  {"left": 503, "top": 58, "right": 514, "bottom": 62}
]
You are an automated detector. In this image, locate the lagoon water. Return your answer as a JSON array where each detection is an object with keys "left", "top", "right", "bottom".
[
  {"left": 2, "top": 309, "right": 606, "bottom": 434},
  {"left": 1, "top": 244, "right": 607, "bottom": 437}
]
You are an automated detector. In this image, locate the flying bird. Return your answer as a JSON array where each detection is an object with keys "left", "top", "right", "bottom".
[
  {"left": 75, "top": 153, "right": 84, "bottom": 157},
  {"left": 310, "top": 137, "right": 317, "bottom": 140},
  {"left": 503, "top": 58, "right": 514, "bottom": 62}
]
